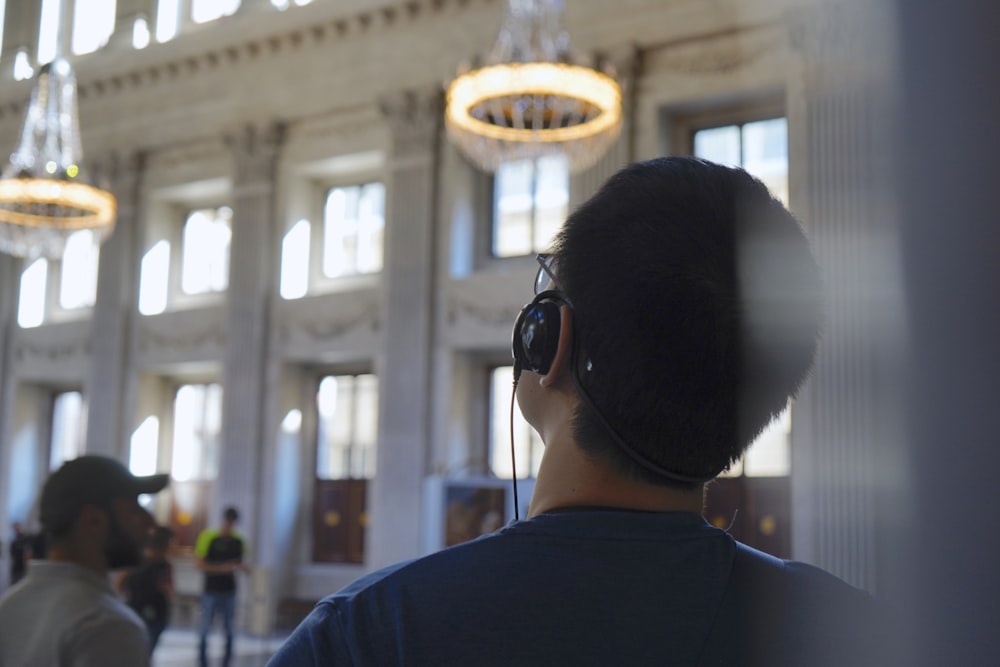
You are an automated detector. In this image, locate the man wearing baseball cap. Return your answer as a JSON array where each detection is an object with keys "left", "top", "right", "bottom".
[{"left": 0, "top": 455, "right": 169, "bottom": 666}]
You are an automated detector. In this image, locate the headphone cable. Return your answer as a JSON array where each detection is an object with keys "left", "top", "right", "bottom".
[{"left": 510, "top": 367, "right": 521, "bottom": 521}]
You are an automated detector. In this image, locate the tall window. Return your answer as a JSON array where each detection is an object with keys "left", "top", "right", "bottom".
[
  {"left": 280, "top": 182, "right": 385, "bottom": 300},
  {"left": 323, "top": 183, "right": 385, "bottom": 279},
  {"left": 50, "top": 390, "right": 85, "bottom": 470},
  {"left": 490, "top": 366, "right": 544, "bottom": 478},
  {"left": 168, "top": 383, "right": 221, "bottom": 549},
  {"left": 493, "top": 155, "right": 569, "bottom": 257},
  {"left": 170, "top": 383, "right": 222, "bottom": 482},
  {"left": 71, "top": 0, "right": 115, "bottom": 55},
  {"left": 313, "top": 373, "right": 378, "bottom": 563},
  {"left": 693, "top": 114, "right": 793, "bottom": 557},
  {"left": 316, "top": 374, "right": 379, "bottom": 480},
  {"left": 192, "top": 0, "right": 240, "bottom": 24},
  {"left": 59, "top": 230, "right": 100, "bottom": 309},
  {"left": 16, "top": 231, "right": 100, "bottom": 328},
  {"left": 693, "top": 117, "right": 789, "bottom": 204},
  {"left": 181, "top": 206, "right": 232, "bottom": 295}
]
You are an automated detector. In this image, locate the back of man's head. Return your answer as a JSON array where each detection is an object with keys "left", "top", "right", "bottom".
[{"left": 553, "top": 157, "right": 822, "bottom": 486}]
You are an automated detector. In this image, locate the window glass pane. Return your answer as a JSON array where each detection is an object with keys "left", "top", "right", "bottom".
[
  {"left": 18, "top": 258, "right": 48, "bottom": 328},
  {"left": 171, "top": 383, "right": 222, "bottom": 481},
  {"left": 50, "top": 391, "right": 85, "bottom": 470},
  {"left": 353, "top": 374, "right": 379, "bottom": 478},
  {"left": 192, "top": 0, "right": 240, "bottom": 23},
  {"left": 490, "top": 366, "right": 543, "bottom": 478},
  {"left": 356, "top": 183, "right": 385, "bottom": 274},
  {"left": 743, "top": 404, "right": 791, "bottom": 477},
  {"left": 280, "top": 219, "right": 310, "bottom": 300},
  {"left": 533, "top": 154, "right": 569, "bottom": 252},
  {"left": 742, "top": 117, "right": 789, "bottom": 205},
  {"left": 323, "top": 184, "right": 384, "bottom": 278},
  {"left": 59, "top": 230, "right": 99, "bottom": 310},
  {"left": 71, "top": 0, "right": 115, "bottom": 55},
  {"left": 156, "top": 0, "right": 180, "bottom": 42},
  {"left": 37, "top": 0, "right": 60, "bottom": 65},
  {"left": 693, "top": 125, "right": 741, "bottom": 166},
  {"left": 14, "top": 49, "right": 34, "bottom": 81},
  {"left": 181, "top": 206, "right": 232, "bottom": 294},
  {"left": 493, "top": 156, "right": 568, "bottom": 257},
  {"left": 139, "top": 240, "right": 170, "bottom": 315},
  {"left": 316, "top": 374, "right": 379, "bottom": 480},
  {"left": 133, "top": 16, "right": 151, "bottom": 49}
]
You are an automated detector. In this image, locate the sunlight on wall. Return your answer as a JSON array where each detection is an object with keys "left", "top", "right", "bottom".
[
  {"left": 129, "top": 416, "right": 160, "bottom": 477},
  {"left": 139, "top": 240, "right": 170, "bottom": 315},
  {"left": 17, "top": 259, "right": 48, "bottom": 328},
  {"left": 281, "top": 408, "right": 303, "bottom": 433},
  {"left": 50, "top": 391, "right": 85, "bottom": 471},
  {"left": 280, "top": 219, "right": 310, "bottom": 300}
]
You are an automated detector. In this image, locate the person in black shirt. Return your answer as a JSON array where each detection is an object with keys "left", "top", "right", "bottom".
[
  {"left": 119, "top": 526, "right": 175, "bottom": 653},
  {"left": 195, "top": 507, "right": 248, "bottom": 667}
]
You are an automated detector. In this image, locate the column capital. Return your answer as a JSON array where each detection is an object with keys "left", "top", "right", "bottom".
[
  {"left": 225, "top": 121, "right": 286, "bottom": 187},
  {"left": 378, "top": 87, "right": 443, "bottom": 160},
  {"left": 787, "top": 2, "right": 895, "bottom": 84}
]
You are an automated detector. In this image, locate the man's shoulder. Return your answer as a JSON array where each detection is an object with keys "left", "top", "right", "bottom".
[{"left": 710, "top": 541, "right": 880, "bottom": 666}]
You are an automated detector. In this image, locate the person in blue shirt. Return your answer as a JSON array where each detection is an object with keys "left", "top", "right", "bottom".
[{"left": 268, "top": 157, "right": 878, "bottom": 666}]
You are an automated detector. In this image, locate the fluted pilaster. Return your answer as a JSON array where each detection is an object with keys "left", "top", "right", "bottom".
[
  {"left": 786, "top": 1, "right": 900, "bottom": 592},
  {"left": 367, "top": 87, "right": 442, "bottom": 569},
  {"left": 569, "top": 45, "right": 640, "bottom": 208},
  {"left": 216, "top": 121, "right": 285, "bottom": 531},
  {"left": 84, "top": 151, "right": 146, "bottom": 458}
]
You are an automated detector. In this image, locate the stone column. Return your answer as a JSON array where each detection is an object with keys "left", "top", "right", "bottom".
[
  {"left": 0, "top": 253, "right": 23, "bottom": 581},
  {"left": 216, "top": 121, "right": 285, "bottom": 538},
  {"left": 108, "top": 0, "right": 156, "bottom": 49},
  {"left": 1, "top": 0, "right": 42, "bottom": 78},
  {"left": 569, "top": 45, "right": 639, "bottom": 208},
  {"left": 785, "top": 2, "right": 901, "bottom": 592},
  {"left": 83, "top": 152, "right": 145, "bottom": 459},
  {"left": 236, "top": 0, "right": 274, "bottom": 16},
  {"left": 368, "top": 88, "right": 441, "bottom": 569}
]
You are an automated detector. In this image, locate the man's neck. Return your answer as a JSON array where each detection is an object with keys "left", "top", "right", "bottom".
[
  {"left": 47, "top": 543, "right": 108, "bottom": 578},
  {"left": 527, "top": 433, "right": 705, "bottom": 517}
]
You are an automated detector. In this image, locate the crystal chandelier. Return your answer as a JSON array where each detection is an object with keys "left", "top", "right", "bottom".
[
  {"left": 0, "top": 8, "right": 116, "bottom": 259},
  {"left": 445, "top": 0, "right": 622, "bottom": 173}
]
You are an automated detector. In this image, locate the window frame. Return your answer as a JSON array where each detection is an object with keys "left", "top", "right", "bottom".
[
  {"left": 488, "top": 154, "right": 571, "bottom": 261},
  {"left": 16, "top": 234, "right": 102, "bottom": 328},
  {"left": 280, "top": 168, "right": 386, "bottom": 300},
  {"left": 307, "top": 365, "right": 379, "bottom": 565},
  {"left": 140, "top": 180, "right": 232, "bottom": 315}
]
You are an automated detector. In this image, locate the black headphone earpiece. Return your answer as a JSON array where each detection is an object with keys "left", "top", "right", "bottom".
[{"left": 512, "top": 291, "right": 564, "bottom": 376}]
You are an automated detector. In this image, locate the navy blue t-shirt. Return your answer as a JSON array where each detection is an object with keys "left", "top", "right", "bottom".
[{"left": 268, "top": 510, "right": 877, "bottom": 666}]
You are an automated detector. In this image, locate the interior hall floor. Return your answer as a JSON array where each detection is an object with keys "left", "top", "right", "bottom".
[{"left": 152, "top": 627, "right": 291, "bottom": 667}]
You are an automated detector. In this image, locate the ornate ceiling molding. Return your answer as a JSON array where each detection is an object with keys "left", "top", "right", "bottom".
[{"left": 0, "top": 0, "right": 499, "bottom": 122}]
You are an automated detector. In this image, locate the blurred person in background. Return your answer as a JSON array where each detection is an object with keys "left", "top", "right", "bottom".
[{"left": 0, "top": 455, "right": 169, "bottom": 666}]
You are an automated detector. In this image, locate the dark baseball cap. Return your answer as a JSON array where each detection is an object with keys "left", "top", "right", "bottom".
[{"left": 40, "top": 455, "right": 169, "bottom": 531}]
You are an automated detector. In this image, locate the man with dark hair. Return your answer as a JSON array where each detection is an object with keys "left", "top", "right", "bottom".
[
  {"left": 268, "top": 157, "right": 876, "bottom": 666},
  {"left": 196, "top": 506, "right": 248, "bottom": 667},
  {"left": 0, "top": 455, "right": 169, "bottom": 666}
]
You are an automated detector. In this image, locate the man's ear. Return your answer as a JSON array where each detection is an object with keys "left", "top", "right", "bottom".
[
  {"left": 77, "top": 504, "right": 110, "bottom": 539},
  {"left": 539, "top": 304, "right": 574, "bottom": 387}
]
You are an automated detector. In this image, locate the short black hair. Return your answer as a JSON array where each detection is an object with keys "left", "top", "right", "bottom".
[
  {"left": 553, "top": 157, "right": 822, "bottom": 487},
  {"left": 223, "top": 506, "right": 239, "bottom": 523}
]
